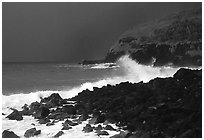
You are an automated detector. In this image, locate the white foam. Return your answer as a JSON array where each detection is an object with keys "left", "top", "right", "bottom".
[
  {"left": 2, "top": 55, "right": 180, "bottom": 111},
  {"left": 2, "top": 55, "right": 187, "bottom": 138}
]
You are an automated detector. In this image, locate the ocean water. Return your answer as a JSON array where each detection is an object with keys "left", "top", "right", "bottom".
[
  {"left": 2, "top": 62, "right": 119, "bottom": 95},
  {"left": 2, "top": 55, "right": 181, "bottom": 138}
]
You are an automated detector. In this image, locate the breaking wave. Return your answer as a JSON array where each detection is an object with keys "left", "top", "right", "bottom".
[{"left": 3, "top": 55, "right": 182, "bottom": 111}]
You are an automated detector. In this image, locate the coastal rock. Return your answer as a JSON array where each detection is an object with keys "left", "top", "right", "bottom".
[
  {"left": 62, "top": 105, "right": 76, "bottom": 115},
  {"left": 82, "top": 124, "right": 93, "bottom": 133},
  {"left": 61, "top": 125, "right": 72, "bottom": 130},
  {"left": 24, "top": 128, "right": 41, "bottom": 138},
  {"left": 48, "top": 112, "right": 69, "bottom": 121},
  {"left": 40, "top": 107, "right": 50, "bottom": 118},
  {"left": 46, "top": 120, "right": 55, "bottom": 126},
  {"left": 96, "top": 130, "right": 109, "bottom": 136},
  {"left": 53, "top": 131, "right": 64, "bottom": 138},
  {"left": 38, "top": 118, "right": 50, "bottom": 124},
  {"left": 94, "top": 125, "right": 103, "bottom": 131},
  {"left": 63, "top": 119, "right": 78, "bottom": 126},
  {"left": 104, "top": 125, "right": 116, "bottom": 131},
  {"left": 2, "top": 130, "right": 20, "bottom": 138},
  {"left": 71, "top": 68, "right": 201, "bottom": 137},
  {"left": 6, "top": 109, "right": 23, "bottom": 121},
  {"left": 21, "top": 104, "right": 30, "bottom": 115},
  {"left": 41, "top": 93, "right": 63, "bottom": 108},
  {"left": 78, "top": 114, "right": 89, "bottom": 122}
]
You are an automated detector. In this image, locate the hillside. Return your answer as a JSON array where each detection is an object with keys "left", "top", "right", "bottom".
[
  {"left": 104, "top": 7, "right": 202, "bottom": 67},
  {"left": 82, "top": 7, "right": 202, "bottom": 67}
]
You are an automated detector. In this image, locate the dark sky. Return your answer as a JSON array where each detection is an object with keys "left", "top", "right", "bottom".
[{"left": 2, "top": 2, "right": 201, "bottom": 62}]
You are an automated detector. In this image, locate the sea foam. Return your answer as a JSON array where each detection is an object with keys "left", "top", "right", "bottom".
[
  {"left": 2, "top": 55, "right": 180, "bottom": 111},
  {"left": 3, "top": 55, "right": 196, "bottom": 138}
]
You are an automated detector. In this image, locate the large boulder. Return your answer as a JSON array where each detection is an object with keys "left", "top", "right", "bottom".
[
  {"left": 82, "top": 124, "right": 93, "bottom": 133},
  {"left": 96, "top": 130, "right": 109, "bottom": 136},
  {"left": 24, "top": 128, "right": 41, "bottom": 138},
  {"left": 62, "top": 105, "right": 76, "bottom": 115},
  {"left": 6, "top": 109, "right": 23, "bottom": 121},
  {"left": 41, "top": 93, "right": 63, "bottom": 108},
  {"left": 104, "top": 125, "right": 116, "bottom": 131},
  {"left": 2, "top": 130, "right": 20, "bottom": 138}
]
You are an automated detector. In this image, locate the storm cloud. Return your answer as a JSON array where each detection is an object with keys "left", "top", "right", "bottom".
[{"left": 2, "top": 2, "right": 201, "bottom": 62}]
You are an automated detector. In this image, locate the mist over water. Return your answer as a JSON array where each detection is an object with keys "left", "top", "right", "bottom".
[{"left": 2, "top": 55, "right": 180, "bottom": 111}]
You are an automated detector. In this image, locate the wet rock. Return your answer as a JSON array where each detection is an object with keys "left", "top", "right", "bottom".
[
  {"left": 88, "top": 117, "right": 97, "bottom": 124},
  {"left": 62, "top": 105, "right": 76, "bottom": 115},
  {"left": 75, "top": 103, "right": 88, "bottom": 114},
  {"left": 24, "top": 128, "right": 41, "bottom": 138},
  {"left": 104, "top": 125, "right": 116, "bottom": 131},
  {"left": 40, "top": 107, "right": 50, "bottom": 118},
  {"left": 29, "top": 101, "right": 41, "bottom": 114},
  {"left": 82, "top": 124, "right": 93, "bottom": 133},
  {"left": 61, "top": 125, "right": 72, "bottom": 130},
  {"left": 63, "top": 119, "right": 78, "bottom": 126},
  {"left": 21, "top": 104, "right": 30, "bottom": 115},
  {"left": 94, "top": 125, "right": 103, "bottom": 131},
  {"left": 6, "top": 109, "right": 23, "bottom": 121},
  {"left": 2, "top": 113, "right": 6, "bottom": 115},
  {"left": 46, "top": 120, "right": 55, "bottom": 126},
  {"left": 48, "top": 112, "right": 69, "bottom": 121},
  {"left": 38, "top": 118, "right": 50, "bottom": 124},
  {"left": 78, "top": 114, "right": 89, "bottom": 122},
  {"left": 96, "top": 130, "right": 109, "bottom": 136},
  {"left": 53, "top": 131, "right": 64, "bottom": 138},
  {"left": 2, "top": 130, "right": 20, "bottom": 138},
  {"left": 41, "top": 93, "right": 63, "bottom": 108}
]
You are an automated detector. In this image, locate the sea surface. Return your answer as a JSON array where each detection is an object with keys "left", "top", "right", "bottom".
[{"left": 2, "top": 62, "right": 119, "bottom": 95}]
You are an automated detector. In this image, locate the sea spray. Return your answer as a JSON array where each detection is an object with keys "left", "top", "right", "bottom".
[{"left": 2, "top": 55, "right": 180, "bottom": 111}]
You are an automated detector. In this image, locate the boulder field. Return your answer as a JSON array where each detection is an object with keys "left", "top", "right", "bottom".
[{"left": 2, "top": 68, "right": 202, "bottom": 138}]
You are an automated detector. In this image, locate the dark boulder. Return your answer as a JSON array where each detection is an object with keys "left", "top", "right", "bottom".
[
  {"left": 94, "top": 125, "right": 103, "bottom": 131},
  {"left": 63, "top": 119, "right": 78, "bottom": 126},
  {"left": 78, "top": 114, "right": 89, "bottom": 122},
  {"left": 21, "top": 104, "right": 30, "bottom": 115},
  {"left": 41, "top": 93, "right": 63, "bottom": 108},
  {"left": 40, "top": 107, "right": 50, "bottom": 118},
  {"left": 53, "top": 131, "right": 64, "bottom": 138},
  {"left": 96, "top": 130, "right": 109, "bottom": 136},
  {"left": 29, "top": 101, "right": 41, "bottom": 113},
  {"left": 82, "top": 124, "right": 93, "bottom": 133},
  {"left": 38, "top": 118, "right": 50, "bottom": 124},
  {"left": 62, "top": 105, "right": 76, "bottom": 115},
  {"left": 24, "top": 128, "right": 41, "bottom": 138},
  {"left": 6, "top": 109, "right": 23, "bottom": 121},
  {"left": 104, "top": 125, "right": 116, "bottom": 131},
  {"left": 48, "top": 112, "right": 69, "bottom": 121},
  {"left": 2, "top": 130, "right": 20, "bottom": 138}
]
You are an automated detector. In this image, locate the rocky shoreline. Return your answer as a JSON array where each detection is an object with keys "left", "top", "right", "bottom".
[{"left": 2, "top": 68, "right": 202, "bottom": 138}]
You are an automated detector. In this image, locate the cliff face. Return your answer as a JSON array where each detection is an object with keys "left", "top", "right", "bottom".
[{"left": 104, "top": 8, "right": 202, "bottom": 67}]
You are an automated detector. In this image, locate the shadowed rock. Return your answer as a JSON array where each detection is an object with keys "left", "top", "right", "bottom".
[
  {"left": 2, "top": 130, "right": 20, "bottom": 138},
  {"left": 53, "top": 131, "right": 64, "bottom": 138},
  {"left": 6, "top": 109, "right": 23, "bottom": 121},
  {"left": 24, "top": 128, "right": 41, "bottom": 138},
  {"left": 83, "top": 124, "right": 94, "bottom": 133}
]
